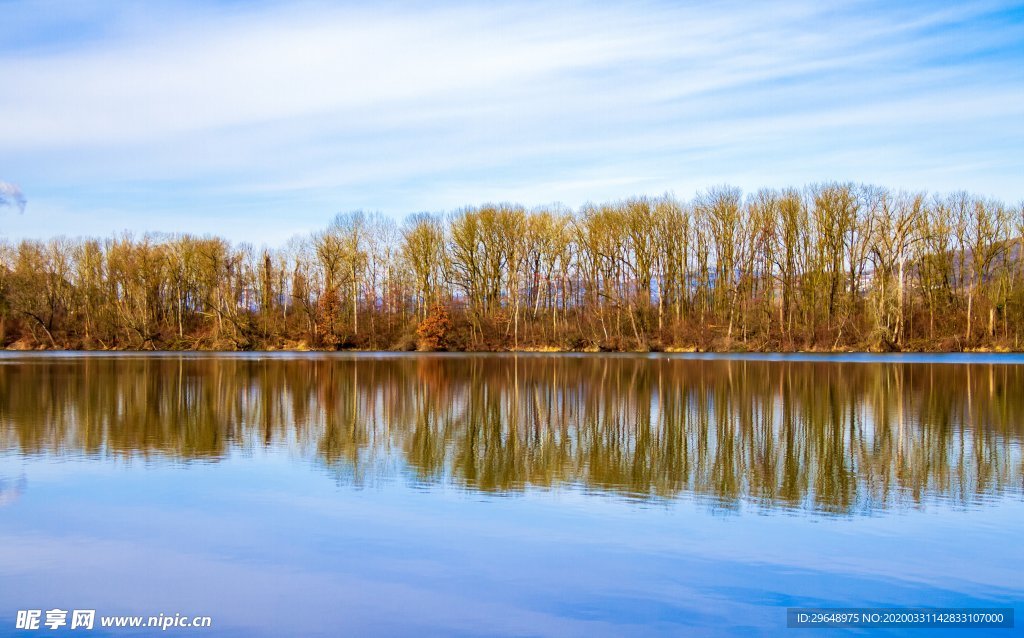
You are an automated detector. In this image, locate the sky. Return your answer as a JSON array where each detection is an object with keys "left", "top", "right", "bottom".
[{"left": 0, "top": 0, "right": 1022, "bottom": 246}]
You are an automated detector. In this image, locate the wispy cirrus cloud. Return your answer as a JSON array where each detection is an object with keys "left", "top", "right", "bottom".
[{"left": 1, "top": 0, "right": 1022, "bottom": 243}]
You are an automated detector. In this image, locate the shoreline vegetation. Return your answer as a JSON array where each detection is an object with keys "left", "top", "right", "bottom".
[{"left": 3, "top": 183, "right": 1023, "bottom": 353}]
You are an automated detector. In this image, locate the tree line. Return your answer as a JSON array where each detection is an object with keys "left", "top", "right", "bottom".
[{"left": 1, "top": 183, "right": 1022, "bottom": 351}]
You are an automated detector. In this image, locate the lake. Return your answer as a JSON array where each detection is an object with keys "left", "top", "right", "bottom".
[{"left": 1, "top": 353, "right": 1021, "bottom": 636}]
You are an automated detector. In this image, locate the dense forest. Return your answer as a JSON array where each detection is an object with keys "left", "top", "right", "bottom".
[{"left": 1, "top": 183, "right": 1022, "bottom": 352}]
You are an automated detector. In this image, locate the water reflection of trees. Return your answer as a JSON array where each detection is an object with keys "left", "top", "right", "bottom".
[{"left": 1, "top": 355, "right": 1021, "bottom": 512}]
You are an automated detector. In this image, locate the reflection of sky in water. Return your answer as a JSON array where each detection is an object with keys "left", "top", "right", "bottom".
[
  {"left": 0, "top": 354, "right": 1022, "bottom": 636},
  {"left": 1, "top": 451, "right": 1021, "bottom": 637},
  {"left": 0, "top": 475, "right": 25, "bottom": 508}
]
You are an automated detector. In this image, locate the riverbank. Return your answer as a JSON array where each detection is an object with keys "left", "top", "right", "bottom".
[{"left": 5, "top": 340, "right": 1020, "bottom": 354}]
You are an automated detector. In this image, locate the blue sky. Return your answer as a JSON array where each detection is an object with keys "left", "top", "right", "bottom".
[{"left": 1, "top": 0, "right": 1022, "bottom": 245}]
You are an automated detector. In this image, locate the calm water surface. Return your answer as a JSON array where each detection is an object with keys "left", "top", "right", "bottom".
[{"left": 1, "top": 353, "right": 1022, "bottom": 636}]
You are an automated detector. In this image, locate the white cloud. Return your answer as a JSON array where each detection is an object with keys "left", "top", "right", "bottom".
[{"left": 0, "top": 0, "right": 1022, "bottom": 243}]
